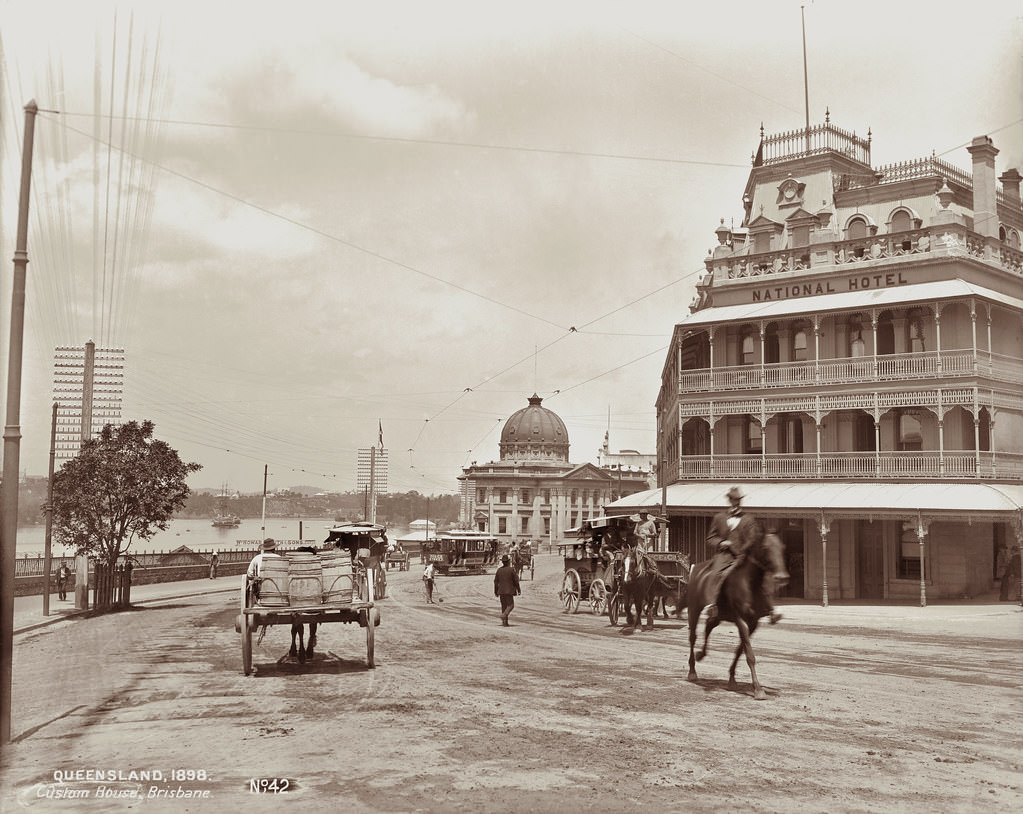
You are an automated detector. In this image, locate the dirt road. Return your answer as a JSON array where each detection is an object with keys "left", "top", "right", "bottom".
[{"left": 2, "top": 555, "right": 1020, "bottom": 813}]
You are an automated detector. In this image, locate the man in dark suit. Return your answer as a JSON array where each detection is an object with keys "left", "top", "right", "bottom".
[
  {"left": 494, "top": 554, "right": 521, "bottom": 626},
  {"left": 703, "top": 486, "right": 781, "bottom": 624}
]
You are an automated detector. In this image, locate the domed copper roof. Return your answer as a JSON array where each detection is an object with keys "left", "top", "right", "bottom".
[{"left": 499, "top": 394, "right": 569, "bottom": 462}]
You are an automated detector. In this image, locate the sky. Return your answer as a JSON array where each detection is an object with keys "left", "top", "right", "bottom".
[{"left": 0, "top": 0, "right": 1020, "bottom": 496}]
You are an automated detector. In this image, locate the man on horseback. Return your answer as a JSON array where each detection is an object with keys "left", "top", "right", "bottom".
[{"left": 702, "top": 487, "right": 782, "bottom": 625}]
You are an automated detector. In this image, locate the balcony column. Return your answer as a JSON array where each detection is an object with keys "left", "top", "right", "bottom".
[
  {"left": 761, "top": 400, "right": 767, "bottom": 477},
  {"left": 974, "top": 415, "right": 982, "bottom": 475},
  {"left": 871, "top": 314, "right": 879, "bottom": 378},
  {"left": 915, "top": 514, "right": 930, "bottom": 608},
  {"left": 815, "top": 424, "right": 822, "bottom": 476},
  {"left": 813, "top": 317, "right": 821, "bottom": 383},
  {"left": 874, "top": 412, "right": 881, "bottom": 476},
  {"left": 709, "top": 407, "right": 716, "bottom": 478},
  {"left": 934, "top": 308, "right": 943, "bottom": 374},
  {"left": 819, "top": 513, "right": 831, "bottom": 608},
  {"left": 759, "top": 324, "right": 766, "bottom": 386}
]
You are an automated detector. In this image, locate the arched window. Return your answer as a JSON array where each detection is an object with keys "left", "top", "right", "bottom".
[
  {"left": 907, "top": 309, "right": 926, "bottom": 353},
  {"left": 890, "top": 209, "right": 914, "bottom": 251},
  {"left": 849, "top": 317, "right": 867, "bottom": 358},
  {"left": 890, "top": 210, "right": 912, "bottom": 232},
  {"left": 740, "top": 329, "right": 756, "bottom": 365},
  {"left": 792, "top": 328, "right": 808, "bottom": 362},
  {"left": 897, "top": 409, "right": 923, "bottom": 451},
  {"left": 744, "top": 417, "right": 762, "bottom": 454},
  {"left": 847, "top": 217, "right": 868, "bottom": 240}
]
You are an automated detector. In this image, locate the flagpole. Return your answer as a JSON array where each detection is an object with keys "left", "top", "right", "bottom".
[{"left": 801, "top": 4, "right": 811, "bottom": 152}]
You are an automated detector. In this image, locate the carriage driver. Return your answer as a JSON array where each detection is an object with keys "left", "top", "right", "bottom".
[
  {"left": 702, "top": 487, "right": 782, "bottom": 625},
  {"left": 246, "top": 538, "right": 282, "bottom": 599}
]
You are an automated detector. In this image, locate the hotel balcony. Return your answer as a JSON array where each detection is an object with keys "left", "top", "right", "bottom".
[
  {"left": 676, "top": 349, "right": 1023, "bottom": 395},
  {"left": 704, "top": 220, "right": 1022, "bottom": 283},
  {"left": 670, "top": 450, "right": 1023, "bottom": 482}
]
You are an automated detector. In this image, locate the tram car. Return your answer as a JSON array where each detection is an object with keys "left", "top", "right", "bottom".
[{"left": 428, "top": 530, "right": 499, "bottom": 575}]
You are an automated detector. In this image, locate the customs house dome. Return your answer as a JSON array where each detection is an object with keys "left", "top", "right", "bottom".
[{"left": 499, "top": 393, "right": 570, "bottom": 462}]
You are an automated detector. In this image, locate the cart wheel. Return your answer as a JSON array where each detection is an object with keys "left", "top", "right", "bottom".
[
  {"left": 608, "top": 591, "right": 621, "bottom": 627},
  {"left": 561, "top": 569, "right": 581, "bottom": 614},
  {"left": 241, "top": 612, "right": 253, "bottom": 676},
  {"left": 588, "top": 579, "right": 608, "bottom": 615}
]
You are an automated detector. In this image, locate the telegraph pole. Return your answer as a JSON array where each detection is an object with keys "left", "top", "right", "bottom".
[
  {"left": 42, "top": 402, "right": 58, "bottom": 617},
  {"left": 1, "top": 100, "right": 39, "bottom": 746}
]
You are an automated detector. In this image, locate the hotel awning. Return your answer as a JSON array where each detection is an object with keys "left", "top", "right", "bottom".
[
  {"left": 607, "top": 481, "right": 1023, "bottom": 521},
  {"left": 678, "top": 279, "right": 1022, "bottom": 328}
]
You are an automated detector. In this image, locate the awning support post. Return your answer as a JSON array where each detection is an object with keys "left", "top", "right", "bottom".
[
  {"left": 819, "top": 511, "right": 830, "bottom": 608},
  {"left": 916, "top": 512, "right": 930, "bottom": 608}
]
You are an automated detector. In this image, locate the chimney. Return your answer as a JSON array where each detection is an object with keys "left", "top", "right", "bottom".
[
  {"left": 966, "top": 135, "right": 999, "bottom": 238},
  {"left": 999, "top": 168, "right": 1022, "bottom": 208}
]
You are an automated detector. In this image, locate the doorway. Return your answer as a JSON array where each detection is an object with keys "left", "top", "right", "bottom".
[
  {"left": 857, "top": 520, "right": 884, "bottom": 599},
  {"left": 775, "top": 520, "right": 804, "bottom": 599}
]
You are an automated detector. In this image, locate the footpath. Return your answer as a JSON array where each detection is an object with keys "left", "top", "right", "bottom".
[
  {"left": 13, "top": 557, "right": 1022, "bottom": 637},
  {"left": 13, "top": 575, "right": 239, "bottom": 635}
]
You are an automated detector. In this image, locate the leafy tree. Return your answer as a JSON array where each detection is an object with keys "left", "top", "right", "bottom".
[{"left": 51, "top": 421, "right": 201, "bottom": 566}]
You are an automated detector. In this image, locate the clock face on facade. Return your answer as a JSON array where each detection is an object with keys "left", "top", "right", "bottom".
[{"left": 778, "top": 178, "right": 804, "bottom": 206}]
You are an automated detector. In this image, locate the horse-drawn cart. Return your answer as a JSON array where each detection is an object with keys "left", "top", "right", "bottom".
[
  {"left": 385, "top": 548, "right": 410, "bottom": 571},
  {"left": 511, "top": 541, "right": 534, "bottom": 581},
  {"left": 236, "top": 546, "right": 380, "bottom": 674}
]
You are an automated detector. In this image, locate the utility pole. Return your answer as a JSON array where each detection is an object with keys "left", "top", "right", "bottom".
[
  {"left": 260, "top": 465, "right": 268, "bottom": 538},
  {"left": 369, "top": 446, "right": 377, "bottom": 524},
  {"left": 43, "top": 402, "right": 58, "bottom": 617},
  {"left": 1, "top": 100, "right": 39, "bottom": 746}
]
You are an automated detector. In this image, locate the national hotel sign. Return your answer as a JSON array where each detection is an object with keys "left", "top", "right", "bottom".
[{"left": 751, "top": 270, "right": 910, "bottom": 303}]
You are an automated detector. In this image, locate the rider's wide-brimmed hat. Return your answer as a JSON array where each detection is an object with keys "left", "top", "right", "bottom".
[
  {"left": 726, "top": 486, "right": 745, "bottom": 500},
  {"left": 502, "top": 555, "right": 510, "bottom": 564},
  {"left": 262, "top": 538, "right": 277, "bottom": 551}
]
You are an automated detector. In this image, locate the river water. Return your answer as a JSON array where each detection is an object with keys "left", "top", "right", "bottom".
[{"left": 15, "top": 517, "right": 411, "bottom": 558}]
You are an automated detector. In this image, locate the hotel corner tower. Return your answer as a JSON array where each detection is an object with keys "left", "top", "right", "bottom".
[{"left": 611, "top": 119, "right": 1023, "bottom": 606}]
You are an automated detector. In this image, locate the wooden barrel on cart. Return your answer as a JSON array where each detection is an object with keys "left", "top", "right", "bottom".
[
  {"left": 258, "top": 556, "right": 290, "bottom": 607},
  {"left": 321, "top": 550, "right": 354, "bottom": 604},
  {"left": 288, "top": 551, "right": 323, "bottom": 607}
]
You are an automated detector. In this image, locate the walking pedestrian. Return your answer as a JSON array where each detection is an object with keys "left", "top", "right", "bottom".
[
  {"left": 210, "top": 550, "right": 219, "bottom": 580},
  {"left": 494, "top": 554, "right": 520, "bottom": 626},
  {"left": 423, "top": 561, "right": 436, "bottom": 603},
  {"left": 56, "top": 563, "right": 70, "bottom": 601}
]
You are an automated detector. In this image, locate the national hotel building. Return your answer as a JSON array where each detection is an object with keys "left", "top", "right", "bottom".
[{"left": 612, "top": 119, "right": 1023, "bottom": 605}]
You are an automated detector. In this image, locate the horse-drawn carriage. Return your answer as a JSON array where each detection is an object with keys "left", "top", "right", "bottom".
[
  {"left": 236, "top": 531, "right": 384, "bottom": 674},
  {"left": 557, "top": 515, "right": 640, "bottom": 619},
  {"left": 620, "top": 548, "right": 690, "bottom": 630},
  {"left": 326, "top": 522, "right": 389, "bottom": 599},
  {"left": 509, "top": 541, "right": 534, "bottom": 580},
  {"left": 385, "top": 546, "right": 410, "bottom": 571},
  {"left": 557, "top": 538, "right": 621, "bottom": 616},
  {"left": 428, "top": 530, "right": 498, "bottom": 575}
]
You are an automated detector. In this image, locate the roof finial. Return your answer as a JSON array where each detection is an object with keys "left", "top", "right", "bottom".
[
  {"left": 760, "top": 121, "right": 765, "bottom": 139},
  {"left": 825, "top": 106, "right": 830, "bottom": 124}
]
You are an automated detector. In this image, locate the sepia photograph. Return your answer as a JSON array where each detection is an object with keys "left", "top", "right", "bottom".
[{"left": 1, "top": 1, "right": 1021, "bottom": 811}]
